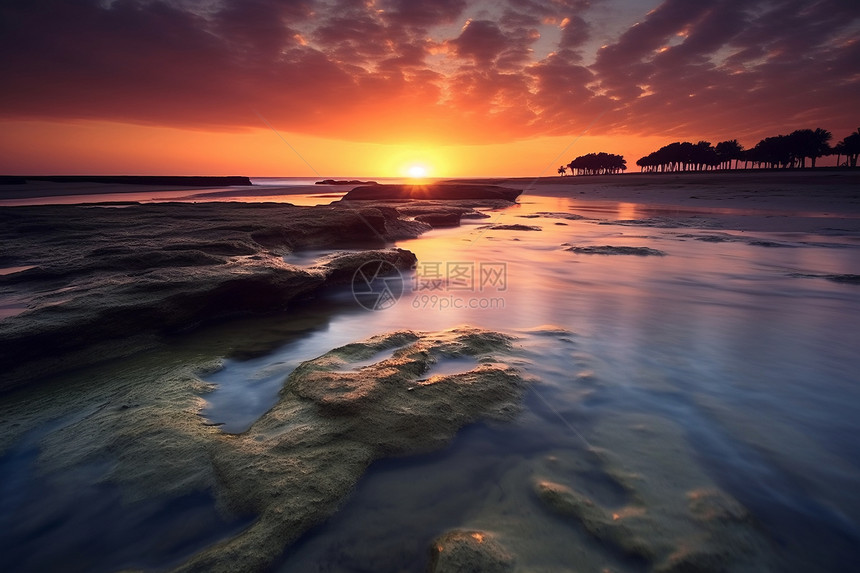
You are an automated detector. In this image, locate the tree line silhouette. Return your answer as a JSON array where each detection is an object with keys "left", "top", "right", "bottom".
[
  {"left": 559, "top": 152, "right": 627, "bottom": 176},
  {"left": 557, "top": 127, "right": 860, "bottom": 176},
  {"left": 635, "top": 127, "right": 860, "bottom": 173}
]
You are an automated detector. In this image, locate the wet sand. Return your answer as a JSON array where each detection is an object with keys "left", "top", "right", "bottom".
[{"left": 481, "top": 171, "right": 860, "bottom": 233}]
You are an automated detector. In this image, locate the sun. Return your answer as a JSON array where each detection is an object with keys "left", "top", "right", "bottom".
[{"left": 406, "top": 164, "right": 428, "bottom": 179}]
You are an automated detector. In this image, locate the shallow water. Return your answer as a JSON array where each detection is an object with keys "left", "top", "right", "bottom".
[
  {"left": 0, "top": 176, "right": 436, "bottom": 207},
  {"left": 0, "top": 406, "right": 254, "bottom": 573},
  {"left": 2, "top": 193, "right": 860, "bottom": 571},
  {"left": 0, "top": 187, "right": 346, "bottom": 207}
]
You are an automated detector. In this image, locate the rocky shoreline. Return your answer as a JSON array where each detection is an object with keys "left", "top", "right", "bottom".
[
  {"left": 0, "top": 188, "right": 518, "bottom": 391},
  {"left": 342, "top": 183, "right": 523, "bottom": 202},
  {"left": 175, "top": 327, "right": 530, "bottom": 572},
  {"left": 0, "top": 325, "right": 532, "bottom": 572},
  {"left": 0, "top": 179, "right": 826, "bottom": 572}
]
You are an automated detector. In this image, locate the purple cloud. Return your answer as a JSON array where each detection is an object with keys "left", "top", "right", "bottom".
[{"left": 0, "top": 0, "right": 856, "bottom": 144}]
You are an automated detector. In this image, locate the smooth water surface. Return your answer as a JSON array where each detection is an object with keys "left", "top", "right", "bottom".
[
  {"left": 0, "top": 176, "right": 441, "bottom": 207},
  {"left": 2, "top": 193, "right": 860, "bottom": 571}
]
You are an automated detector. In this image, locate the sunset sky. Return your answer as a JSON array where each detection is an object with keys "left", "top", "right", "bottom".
[{"left": 1, "top": 0, "right": 858, "bottom": 177}]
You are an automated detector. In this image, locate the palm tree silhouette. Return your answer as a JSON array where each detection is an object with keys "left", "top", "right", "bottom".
[
  {"left": 831, "top": 141, "right": 846, "bottom": 167},
  {"left": 838, "top": 128, "right": 860, "bottom": 168},
  {"left": 789, "top": 128, "right": 832, "bottom": 168},
  {"left": 809, "top": 128, "right": 832, "bottom": 168},
  {"left": 567, "top": 153, "right": 626, "bottom": 175},
  {"left": 716, "top": 140, "right": 744, "bottom": 170},
  {"left": 636, "top": 126, "right": 852, "bottom": 172},
  {"left": 558, "top": 165, "right": 567, "bottom": 176}
]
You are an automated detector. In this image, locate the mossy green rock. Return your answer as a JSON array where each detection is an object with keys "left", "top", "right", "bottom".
[
  {"left": 18, "top": 326, "right": 526, "bottom": 572},
  {"left": 428, "top": 530, "right": 516, "bottom": 573}
]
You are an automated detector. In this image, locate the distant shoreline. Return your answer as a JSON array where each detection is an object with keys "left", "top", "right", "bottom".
[
  {"left": 454, "top": 166, "right": 860, "bottom": 185},
  {"left": 0, "top": 175, "right": 252, "bottom": 186},
  {"left": 2, "top": 172, "right": 859, "bottom": 219}
]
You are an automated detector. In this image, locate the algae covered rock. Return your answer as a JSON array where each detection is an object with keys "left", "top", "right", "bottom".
[
  {"left": 10, "top": 325, "right": 529, "bottom": 573},
  {"left": 414, "top": 211, "right": 464, "bottom": 227},
  {"left": 531, "top": 414, "right": 780, "bottom": 572},
  {"left": 341, "top": 183, "right": 522, "bottom": 202},
  {"left": 535, "top": 479, "right": 654, "bottom": 561},
  {"left": 170, "top": 326, "right": 529, "bottom": 572},
  {"left": 0, "top": 199, "right": 433, "bottom": 389},
  {"left": 565, "top": 245, "right": 665, "bottom": 256},
  {"left": 0, "top": 247, "right": 416, "bottom": 391},
  {"left": 479, "top": 224, "right": 542, "bottom": 231},
  {"left": 428, "top": 530, "right": 516, "bottom": 573}
]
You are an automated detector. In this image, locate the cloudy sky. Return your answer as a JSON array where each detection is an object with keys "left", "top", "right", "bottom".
[{"left": 1, "top": 0, "right": 858, "bottom": 176}]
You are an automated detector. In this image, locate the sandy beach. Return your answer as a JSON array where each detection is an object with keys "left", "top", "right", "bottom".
[{"left": 484, "top": 171, "right": 860, "bottom": 232}]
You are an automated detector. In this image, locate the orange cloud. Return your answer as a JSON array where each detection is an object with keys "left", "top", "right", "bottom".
[{"left": 0, "top": 0, "right": 856, "bottom": 174}]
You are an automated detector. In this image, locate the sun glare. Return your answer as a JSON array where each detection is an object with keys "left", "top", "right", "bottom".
[{"left": 407, "top": 164, "right": 428, "bottom": 179}]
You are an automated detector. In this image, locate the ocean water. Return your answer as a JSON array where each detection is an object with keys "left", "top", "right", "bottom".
[
  {"left": 2, "top": 193, "right": 860, "bottom": 571},
  {"left": 0, "top": 176, "right": 445, "bottom": 207}
]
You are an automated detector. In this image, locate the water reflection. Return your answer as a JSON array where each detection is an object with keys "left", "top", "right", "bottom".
[
  {"left": 284, "top": 195, "right": 860, "bottom": 569},
  {"left": 3, "top": 193, "right": 860, "bottom": 571}
]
